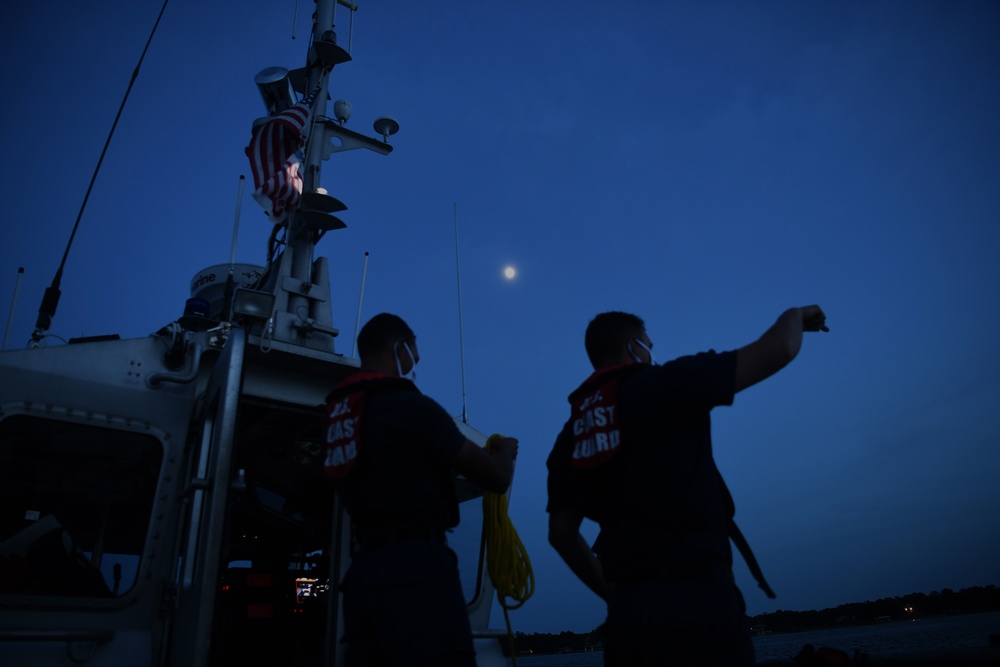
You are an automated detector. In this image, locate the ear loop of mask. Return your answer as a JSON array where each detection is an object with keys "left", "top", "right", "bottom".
[
  {"left": 395, "top": 340, "right": 417, "bottom": 380},
  {"left": 628, "top": 339, "right": 657, "bottom": 366}
]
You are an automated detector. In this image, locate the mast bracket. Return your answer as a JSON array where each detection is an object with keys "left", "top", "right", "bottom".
[{"left": 320, "top": 119, "right": 394, "bottom": 157}]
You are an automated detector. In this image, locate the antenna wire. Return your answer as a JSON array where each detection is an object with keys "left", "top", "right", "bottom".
[{"left": 454, "top": 202, "right": 469, "bottom": 424}]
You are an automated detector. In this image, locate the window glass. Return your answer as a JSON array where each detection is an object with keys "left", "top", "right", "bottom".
[{"left": 0, "top": 415, "right": 162, "bottom": 597}]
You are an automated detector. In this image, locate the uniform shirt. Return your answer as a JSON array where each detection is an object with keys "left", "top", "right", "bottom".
[
  {"left": 546, "top": 350, "right": 738, "bottom": 582},
  {"left": 334, "top": 382, "right": 466, "bottom": 532}
]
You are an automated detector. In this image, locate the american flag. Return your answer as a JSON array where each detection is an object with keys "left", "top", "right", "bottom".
[{"left": 247, "top": 86, "right": 322, "bottom": 224}]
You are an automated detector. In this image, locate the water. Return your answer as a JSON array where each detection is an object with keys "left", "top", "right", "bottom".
[{"left": 505, "top": 611, "right": 1000, "bottom": 666}]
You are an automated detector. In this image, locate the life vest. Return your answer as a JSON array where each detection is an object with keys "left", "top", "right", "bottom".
[
  {"left": 566, "top": 364, "right": 646, "bottom": 469},
  {"left": 322, "top": 372, "right": 416, "bottom": 480}
]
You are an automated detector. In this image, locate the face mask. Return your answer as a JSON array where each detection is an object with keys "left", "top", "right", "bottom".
[
  {"left": 394, "top": 340, "right": 417, "bottom": 381},
  {"left": 628, "top": 338, "right": 657, "bottom": 366}
]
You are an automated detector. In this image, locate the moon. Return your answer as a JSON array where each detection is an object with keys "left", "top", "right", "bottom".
[{"left": 503, "top": 266, "right": 517, "bottom": 280}]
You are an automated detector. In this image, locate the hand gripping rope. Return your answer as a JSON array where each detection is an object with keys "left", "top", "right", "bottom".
[{"left": 484, "top": 434, "right": 535, "bottom": 662}]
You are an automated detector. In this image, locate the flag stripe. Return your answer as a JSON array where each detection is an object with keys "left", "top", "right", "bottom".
[{"left": 247, "top": 86, "right": 321, "bottom": 223}]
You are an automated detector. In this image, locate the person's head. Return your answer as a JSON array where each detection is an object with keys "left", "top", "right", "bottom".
[
  {"left": 356, "top": 313, "right": 419, "bottom": 377},
  {"left": 584, "top": 311, "right": 654, "bottom": 369}
]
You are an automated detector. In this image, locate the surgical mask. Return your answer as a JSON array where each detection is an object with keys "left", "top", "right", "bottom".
[
  {"left": 394, "top": 340, "right": 417, "bottom": 381},
  {"left": 628, "top": 338, "right": 657, "bottom": 366}
]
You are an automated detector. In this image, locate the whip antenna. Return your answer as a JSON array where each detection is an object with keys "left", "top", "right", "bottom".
[
  {"left": 454, "top": 202, "right": 469, "bottom": 424},
  {"left": 30, "top": 0, "right": 171, "bottom": 345},
  {"left": 229, "top": 175, "right": 245, "bottom": 269},
  {"left": 3, "top": 267, "right": 24, "bottom": 351},
  {"left": 221, "top": 175, "right": 246, "bottom": 321},
  {"left": 351, "top": 252, "right": 369, "bottom": 358}
]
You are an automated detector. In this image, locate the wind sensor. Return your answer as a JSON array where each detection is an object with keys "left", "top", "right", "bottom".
[{"left": 373, "top": 117, "right": 399, "bottom": 143}]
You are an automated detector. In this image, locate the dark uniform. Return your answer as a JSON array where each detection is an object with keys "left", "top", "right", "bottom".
[
  {"left": 546, "top": 351, "right": 756, "bottom": 666},
  {"left": 325, "top": 372, "right": 475, "bottom": 667}
]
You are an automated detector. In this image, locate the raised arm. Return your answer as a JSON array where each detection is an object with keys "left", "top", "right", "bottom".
[
  {"left": 451, "top": 436, "right": 518, "bottom": 494},
  {"left": 734, "top": 305, "right": 828, "bottom": 393}
]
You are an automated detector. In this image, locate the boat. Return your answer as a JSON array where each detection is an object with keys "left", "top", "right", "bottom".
[{"left": 0, "top": 1, "right": 513, "bottom": 665}]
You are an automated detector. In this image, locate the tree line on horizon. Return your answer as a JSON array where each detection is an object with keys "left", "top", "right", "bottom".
[
  {"left": 504, "top": 585, "right": 1000, "bottom": 657},
  {"left": 749, "top": 584, "right": 1000, "bottom": 633}
]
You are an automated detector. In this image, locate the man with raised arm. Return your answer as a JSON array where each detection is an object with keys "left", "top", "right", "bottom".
[
  {"left": 325, "top": 312, "right": 518, "bottom": 667},
  {"left": 547, "top": 306, "right": 828, "bottom": 666}
]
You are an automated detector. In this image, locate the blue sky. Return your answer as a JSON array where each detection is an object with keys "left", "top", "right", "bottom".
[{"left": 2, "top": 1, "right": 999, "bottom": 635}]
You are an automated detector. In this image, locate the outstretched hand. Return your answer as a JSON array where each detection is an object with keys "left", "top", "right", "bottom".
[{"left": 801, "top": 305, "right": 829, "bottom": 332}]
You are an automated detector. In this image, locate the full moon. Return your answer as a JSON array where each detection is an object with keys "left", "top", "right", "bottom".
[{"left": 503, "top": 266, "right": 516, "bottom": 280}]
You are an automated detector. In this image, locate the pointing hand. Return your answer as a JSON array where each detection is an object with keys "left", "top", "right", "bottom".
[{"left": 801, "top": 305, "right": 829, "bottom": 332}]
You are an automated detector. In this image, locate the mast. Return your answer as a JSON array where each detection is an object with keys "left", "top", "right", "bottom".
[{"left": 252, "top": 0, "right": 395, "bottom": 355}]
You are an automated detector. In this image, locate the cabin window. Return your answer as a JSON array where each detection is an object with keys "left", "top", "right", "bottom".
[{"left": 0, "top": 415, "right": 162, "bottom": 598}]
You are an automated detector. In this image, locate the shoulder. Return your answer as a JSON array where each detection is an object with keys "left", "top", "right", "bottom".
[
  {"left": 326, "top": 373, "right": 418, "bottom": 403},
  {"left": 662, "top": 349, "right": 735, "bottom": 372},
  {"left": 372, "top": 388, "right": 447, "bottom": 418},
  {"left": 546, "top": 421, "right": 574, "bottom": 469},
  {"left": 624, "top": 350, "right": 738, "bottom": 404}
]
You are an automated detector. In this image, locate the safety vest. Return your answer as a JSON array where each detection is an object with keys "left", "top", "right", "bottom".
[
  {"left": 566, "top": 364, "right": 646, "bottom": 469},
  {"left": 322, "top": 372, "right": 416, "bottom": 480}
]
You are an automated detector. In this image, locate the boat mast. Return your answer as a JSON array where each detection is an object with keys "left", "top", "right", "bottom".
[
  {"left": 284, "top": 0, "right": 334, "bottom": 323},
  {"left": 259, "top": 0, "right": 394, "bottom": 355}
]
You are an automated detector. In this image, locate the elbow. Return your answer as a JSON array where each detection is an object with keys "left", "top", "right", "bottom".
[
  {"left": 483, "top": 467, "right": 512, "bottom": 494},
  {"left": 547, "top": 515, "right": 573, "bottom": 552},
  {"left": 483, "top": 478, "right": 510, "bottom": 494}
]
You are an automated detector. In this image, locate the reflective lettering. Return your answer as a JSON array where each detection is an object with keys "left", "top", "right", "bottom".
[
  {"left": 328, "top": 397, "right": 351, "bottom": 418},
  {"left": 325, "top": 440, "right": 357, "bottom": 467}
]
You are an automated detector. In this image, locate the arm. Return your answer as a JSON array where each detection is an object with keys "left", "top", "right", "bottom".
[
  {"left": 734, "top": 305, "right": 828, "bottom": 393},
  {"left": 548, "top": 510, "right": 613, "bottom": 601},
  {"left": 451, "top": 436, "right": 518, "bottom": 493}
]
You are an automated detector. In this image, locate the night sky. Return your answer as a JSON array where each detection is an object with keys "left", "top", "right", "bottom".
[{"left": 2, "top": 1, "right": 998, "bottom": 634}]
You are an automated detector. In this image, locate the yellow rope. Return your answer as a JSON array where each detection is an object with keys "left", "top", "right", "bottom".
[{"left": 484, "top": 434, "right": 535, "bottom": 664}]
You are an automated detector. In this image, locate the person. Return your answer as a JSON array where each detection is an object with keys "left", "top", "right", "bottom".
[
  {"left": 324, "top": 312, "right": 518, "bottom": 667},
  {"left": 546, "top": 306, "right": 828, "bottom": 666}
]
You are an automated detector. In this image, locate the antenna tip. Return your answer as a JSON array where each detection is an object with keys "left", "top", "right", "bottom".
[{"left": 18, "top": 267, "right": 24, "bottom": 273}]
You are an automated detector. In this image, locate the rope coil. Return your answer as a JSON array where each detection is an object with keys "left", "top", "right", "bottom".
[{"left": 484, "top": 434, "right": 534, "bottom": 662}]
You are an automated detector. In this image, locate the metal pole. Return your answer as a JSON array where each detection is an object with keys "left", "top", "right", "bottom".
[
  {"left": 351, "top": 252, "right": 369, "bottom": 358},
  {"left": 454, "top": 203, "right": 468, "bottom": 424},
  {"left": 3, "top": 267, "right": 24, "bottom": 350}
]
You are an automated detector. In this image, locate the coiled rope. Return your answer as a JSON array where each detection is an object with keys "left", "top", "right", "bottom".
[{"left": 484, "top": 434, "right": 534, "bottom": 664}]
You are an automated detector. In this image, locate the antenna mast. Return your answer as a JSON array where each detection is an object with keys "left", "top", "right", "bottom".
[
  {"left": 351, "top": 251, "right": 369, "bottom": 357},
  {"left": 454, "top": 203, "right": 469, "bottom": 424},
  {"left": 30, "top": 0, "right": 171, "bottom": 345},
  {"left": 3, "top": 267, "right": 24, "bottom": 351}
]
